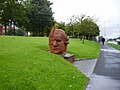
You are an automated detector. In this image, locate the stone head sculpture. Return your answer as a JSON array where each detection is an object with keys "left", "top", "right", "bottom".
[{"left": 49, "top": 28, "right": 69, "bottom": 55}]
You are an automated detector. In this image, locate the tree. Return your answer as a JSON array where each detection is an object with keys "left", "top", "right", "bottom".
[
  {"left": 76, "top": 14, "right": 85, "bottom": 39},
  {"left": 66, "top": 14, "right": 86, "bottom": 38},
  {"left": 54, "top": 21, "right": 66, "bottom": 30},
  {"left": 66, "top": 14, "right": 100, "bottom": 43},
  {"left": 0, "top": 0, "right": 29, "bottom": 35},
  {"left": 67, "top": 15, "right": 78, "bottom": 38},
  {"left": 27, "top": 0, "right": 54, "bottom": 36},
  {"left": 79, "top": 16, "right": 99, "bottom": 43}
]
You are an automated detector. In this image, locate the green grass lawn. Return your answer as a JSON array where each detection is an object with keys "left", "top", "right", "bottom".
[
  {"left": 0, "top": 36, "right": 100, "bottom": 90},
  {"left": 68, "top": 39, "right": 100, "bottom": 58},
  {"left": 107, "top": 43, "right": 120, "bottom": 50}
]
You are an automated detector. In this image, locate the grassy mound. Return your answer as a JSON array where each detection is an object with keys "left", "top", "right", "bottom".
[
  {"left": 68, "top": 39, "right": 100, "bottom": 58},
  {"left": 0, "top": 36, "right": 89, "bottom": 90}
]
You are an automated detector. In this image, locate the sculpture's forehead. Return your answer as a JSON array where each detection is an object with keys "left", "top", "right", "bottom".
[
  {"left": 54, "top": 30, "right": 64, "bottom": 34},
  {"left": 50, "top": 34, "right": 62, "bottom": 41},
  {"left": 49, "top": 29, "right": 68, "bottom": 42},
  {"left": 53, "top": 33, "right": 61, "bottom": 37},
  {"left": 51, "top": 30, "right": 63, "bottom": 37}
]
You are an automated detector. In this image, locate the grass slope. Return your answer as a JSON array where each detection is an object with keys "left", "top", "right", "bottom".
[
  {"left": 68, "top": 39, "right": 100, "bottom": 58},
  {"left": 107, "top": 43, "right": 120, "bottom": 50},
  {"left": 0, "top": 36, "right": 89, "bottom": 90}
]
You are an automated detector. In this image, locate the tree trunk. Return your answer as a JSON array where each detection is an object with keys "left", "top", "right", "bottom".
[
  {"left": 13, "top": 22, "right": 15, "bottom": 36},
  {"left": 89, "top": 34, "right": 91, "bottom": 41},
  {"left": 41, "top": 27, "right": 44, "bottom": 36},
  {"left": 86, "top": 36, "right": 89, "bottom": 40},
  {"left": 38, "top": 26, "right": 40, "bottom": 36},
  {"left": 27, "top": 32, "right": 28, "bottom": 37},
  {"left": 82, "top": 36, "right": 85, "bottom": 44},
  {"left": 38, "top": 29, "right": 40, "bottom": 36},
  {"left": 79, "top": 35, "right": 82, "bottom": 41},
  {"left": 72, "top": 32, "right": 75, "bottom": 38}
]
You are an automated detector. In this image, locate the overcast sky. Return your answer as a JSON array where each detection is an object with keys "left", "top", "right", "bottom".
[{"left": 49, "top": 0, "right": 120, "bottom": 38}]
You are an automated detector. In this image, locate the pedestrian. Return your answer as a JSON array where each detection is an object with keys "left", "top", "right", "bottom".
[{"left": 102, "top": 37, "right": 105, "bottom": 45}]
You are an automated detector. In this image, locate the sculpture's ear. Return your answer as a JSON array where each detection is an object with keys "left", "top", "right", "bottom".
[
  {"left": 65, "top": 36, "right": 69, "bottom": 44},
  {"left": 67, "top": 36, "right": 69, "bottom": 40}
]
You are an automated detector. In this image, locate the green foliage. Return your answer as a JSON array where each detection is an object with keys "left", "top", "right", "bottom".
[
  {"left": 0, "top": 0, "right": 30, "bottom": 35},
  {"left": 15, "top": 29, "right": 26, "bottom": 36},
  {"left": 0, "top": 0, "right": 55, "bottom": 36},
  {"left": 107, "top": 43, "right": 120, "bottom": 50},
  {"left": 54, "top": 22, "right": 66, "bottom": 30},
  {"left": 27, "top": 0, "right": 55, "bottom": 36},
  {"left": 6, "top": 29, "right": 26, "bottom": 36},
  {"left": 6, "top": 29, "right": 14, "bottom": 35},
  {"left": 0, "top": 36, "right": 88, "bottom": 90},
  {"left": 82, "top": 18, "right": 99, "bottom": 37},
  {"left": 67, "top": 15, "right": 78, "bottom": 38},
  {"left": 66, "top": 14, "right": 100, "bottom": 43},
  {"left": 79, "top": 17, "right": 99, "bottom": 43}
]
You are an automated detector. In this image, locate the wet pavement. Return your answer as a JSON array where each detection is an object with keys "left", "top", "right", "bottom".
[{"left": 86, "top": 44, "right": 120, "bottom": 90}]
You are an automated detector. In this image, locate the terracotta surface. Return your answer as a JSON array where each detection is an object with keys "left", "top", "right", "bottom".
[{"left": 49, "top": 28, "right": 69, "bottom": 55}]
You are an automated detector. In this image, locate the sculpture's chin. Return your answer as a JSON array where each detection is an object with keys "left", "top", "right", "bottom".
[
  {"left": 51, "top": 50, "right": 60, "bottom": 54},
  {"left": 51, "top": 50, "right": 66, "bottom": 55}
]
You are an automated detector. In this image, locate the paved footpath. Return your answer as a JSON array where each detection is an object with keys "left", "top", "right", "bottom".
[
  {"left": 73, "top": 59, "right": 97, "bottom": 78},
  {"left": 86, "top": 44, "right": 120, "bottom": 90}
]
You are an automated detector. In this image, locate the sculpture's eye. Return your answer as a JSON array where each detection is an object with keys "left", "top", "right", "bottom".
[
  {"left": 50, "top": 42, "right": 54, "bottom": 45},
  {"left": 56, "top": 39, "right": 61, "bottom": 42}
]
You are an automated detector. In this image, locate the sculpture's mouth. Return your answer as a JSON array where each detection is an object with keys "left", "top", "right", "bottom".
[
  {"left": 52, "top": 47, "right": 60, "bottom": 50},
  {"left": 51, "top": 50, "right": 60, "bottom": 54},
  {"left": 54, "top": 47, "right": 60, "bottom": 49},
  {"left": 52, "top": 49, "right": 60, "bottom": 53}
]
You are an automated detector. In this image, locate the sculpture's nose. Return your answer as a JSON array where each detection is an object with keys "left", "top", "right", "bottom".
[{"left": 53, "top": 41, "right": 57, "bottom": 46}]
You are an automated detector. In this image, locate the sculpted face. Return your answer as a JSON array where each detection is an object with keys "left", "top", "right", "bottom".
[{"left": 49, "top": 29, "right": 69, "bottom": 55}]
